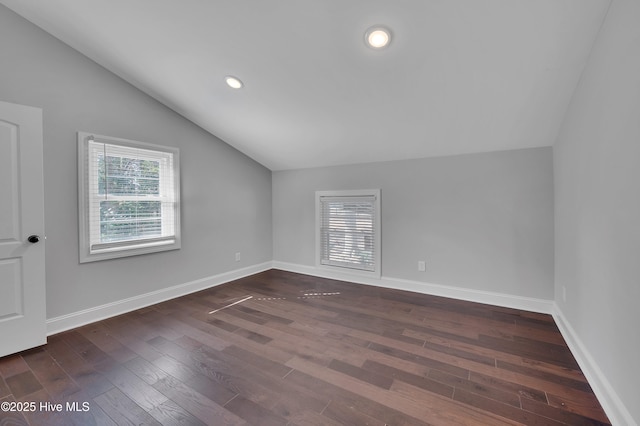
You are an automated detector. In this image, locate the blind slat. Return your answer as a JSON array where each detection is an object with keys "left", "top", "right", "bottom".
[
  {"left": 319, "top": 195, "right": 376, "bottom": 272},
  {"left": 87, "top": 140, "right": 177, "bottom": 253}
]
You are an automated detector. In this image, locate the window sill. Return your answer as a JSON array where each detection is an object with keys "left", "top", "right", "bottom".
[{"left": 79, "top": 239, "right": 180, "bottom": 263}]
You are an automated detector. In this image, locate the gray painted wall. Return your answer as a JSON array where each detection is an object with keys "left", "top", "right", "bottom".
[
  {"left": 554, "top": 0, "right": 640, "bottom": 421},
  {"left": 0, "top": 6, "right": 273, "bottom": 319},
  {"left": 273, "top": 147, "right": 554, "bottom": 299},
  {"left": 4, "top": 3, "right": 633, "bottom": 419}
]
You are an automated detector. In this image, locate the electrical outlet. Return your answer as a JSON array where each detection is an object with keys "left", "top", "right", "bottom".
[
  {"left": 235, "top": 252, "right": 241, "bottom": 262},
  {"left": 418, "top": 261, "right": 426, "bottom": 272}
]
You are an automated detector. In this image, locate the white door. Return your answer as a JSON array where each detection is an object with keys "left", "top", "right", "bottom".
[{"left": 0, "top": 100, "right": 46, "bottom": 358}]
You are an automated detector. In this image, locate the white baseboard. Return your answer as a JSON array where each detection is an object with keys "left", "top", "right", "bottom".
[
  {"left": 46, "top": 261, "right": 272, "bottom": 336},
  {"left": 274, "top": 261, "right": 636, "bottom": 424},
  {"left": 553, "top": 306, "right": 636, "bottom": 426},
  {"left": 45, "top": 259, "right": 633, "bottom": 425},
  {"left": 272, "top": 261, "right": 554, "bottom": 314}
]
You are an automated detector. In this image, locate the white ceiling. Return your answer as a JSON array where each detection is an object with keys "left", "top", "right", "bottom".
[{"left": 2, "top": 0, "right": 610, "bottom": 171}]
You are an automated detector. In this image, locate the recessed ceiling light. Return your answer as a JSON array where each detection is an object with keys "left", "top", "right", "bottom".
[
  {"left": 365, "top": 26, "right": 391, "bottom": 49},
  {"left": 225, "top": 76, "right": 243, "bottom": 89}
]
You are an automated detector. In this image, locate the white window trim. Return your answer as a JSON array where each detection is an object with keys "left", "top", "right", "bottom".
[
  {"left": 315, "top": 189, "right": 381, "bottom": 278},
  {"left": 78, "top": 131, "right": 181, "bottom": 263}
]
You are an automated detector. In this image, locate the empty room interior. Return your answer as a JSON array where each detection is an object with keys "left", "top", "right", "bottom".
[{"left": 0, "top": 1, "right": 638, "bottom": 425}]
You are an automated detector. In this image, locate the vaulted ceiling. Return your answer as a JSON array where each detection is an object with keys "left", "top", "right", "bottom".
[{"left": 1, "top": 0, "right": 610, "bottom": 170}]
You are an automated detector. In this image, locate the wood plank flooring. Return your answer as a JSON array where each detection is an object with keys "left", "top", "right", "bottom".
[{"left": 0, "top": 269, "right": 610, "bottom": 425}]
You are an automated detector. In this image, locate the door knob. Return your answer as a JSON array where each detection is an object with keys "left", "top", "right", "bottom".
[{"left": 27, "top": 235, "right": 40, "bottom": 244}]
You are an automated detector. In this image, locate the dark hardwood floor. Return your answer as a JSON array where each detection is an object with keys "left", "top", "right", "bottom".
[{"left": 0, "top": 269, "right": 610, "bottom": 425}]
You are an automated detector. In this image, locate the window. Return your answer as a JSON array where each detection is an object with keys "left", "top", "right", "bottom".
[
  {"left": 78, "top": 132, "right": 180, "bottom": 262},
  {"left": 316, "top": 189, "right": 381, "bottom": 277}
]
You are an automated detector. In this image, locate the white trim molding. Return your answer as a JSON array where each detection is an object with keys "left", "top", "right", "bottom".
[
  {"left": 46, "top": 262, "right": 272, "bottom": 335},
  {"left": 315, "top": 189, "right": 381, "bottom": 278},
  {"left": 272, "top": 261, "right": 554, "bottom": 314},
  {"left": 45, "top": 259, "right": 632, "bottom": 425},
  {"left": 553, "top": 306, "right": 637, "bottom": 426},
  {"left": 77, "top": 131, "right": 181, "bottom": 263},
  {"left": 273, "top": 260, "right": 632, "bottom": 424}
]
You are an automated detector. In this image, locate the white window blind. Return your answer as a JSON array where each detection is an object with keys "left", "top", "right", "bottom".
[
  {"left": 318, "top": 192, "right": 379, "bottom": 273},
  {"left": 78, "top": 132, "right": 180, "bottom": 262}
]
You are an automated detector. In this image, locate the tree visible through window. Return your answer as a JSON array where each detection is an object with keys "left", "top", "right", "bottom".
[
  {"left": 78, "top": 132, "right": 180, "bottom": 262},
  {"left": 97, "top": 153, "right": 162, "bottom": 242}
]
